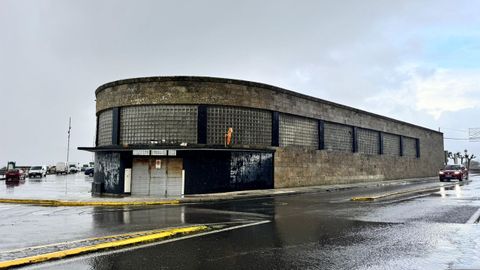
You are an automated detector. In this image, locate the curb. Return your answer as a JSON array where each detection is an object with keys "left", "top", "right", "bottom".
[
  {"left": 0, "top": 225, "right": 209, "bottom": 269},
  {"left": 0, "top": 176, "right": 452, "bottom": 207},
  {"left": 0, "top": 198, "right": 180, "bottom": 207},
  {"left": 350, "top": 182, "right": 460, "bottom": 201}
]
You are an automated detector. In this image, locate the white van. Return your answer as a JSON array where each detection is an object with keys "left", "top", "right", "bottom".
[
  {"left": 28, "top": 165, "right": 47, "bottom": 178},
  {"left": 56, "top": 162, "right": 68, "bottom": 175},
  {"left": 68, "top": 163, "right": 80, "bottom": 174}
]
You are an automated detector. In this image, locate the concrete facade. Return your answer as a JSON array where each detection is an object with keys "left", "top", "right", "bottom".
[{"left": 82, "top": 76, "right": 444, "bottom": 195}]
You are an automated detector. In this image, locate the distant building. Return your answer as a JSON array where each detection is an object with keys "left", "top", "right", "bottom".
[{"left": 79, "top": 76, "right": 444, "bottom": 196}]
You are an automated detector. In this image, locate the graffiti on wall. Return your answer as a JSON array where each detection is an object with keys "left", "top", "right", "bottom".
[
  {"left": 230, "top": 152, "right": 273, "bottom": 188},
  {"left": 95, "top": 152, "right": 120, "bottom": 193}
]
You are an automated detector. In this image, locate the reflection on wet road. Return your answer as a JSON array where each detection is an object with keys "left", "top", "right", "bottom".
[{"left": 11, "top": 175, "right": 480, "bottom": 269}]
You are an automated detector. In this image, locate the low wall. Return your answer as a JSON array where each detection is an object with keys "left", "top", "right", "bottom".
[{"left": 274, "top": 146, "right": 442, "bottom": 188}]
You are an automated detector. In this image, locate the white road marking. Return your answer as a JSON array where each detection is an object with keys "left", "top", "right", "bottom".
[
  {"left": 24, "top": 219, "right": 271, "bottom": 269},
  {"left": 466, "top": 208, "right": 480, "bottom": 224}
]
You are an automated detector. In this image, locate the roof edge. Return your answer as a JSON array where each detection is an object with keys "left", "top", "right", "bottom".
[{"left": 94, "top": 76, "right": 442, "bottom": 135}]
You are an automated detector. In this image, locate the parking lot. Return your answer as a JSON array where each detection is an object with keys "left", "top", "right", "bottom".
[{"left": 0, "top": 173, "right": 93, "bottom": 200}]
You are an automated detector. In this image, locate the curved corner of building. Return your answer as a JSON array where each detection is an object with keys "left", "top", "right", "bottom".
[{"left": 80, "top": 76, "right": 444, "bottom": 197}]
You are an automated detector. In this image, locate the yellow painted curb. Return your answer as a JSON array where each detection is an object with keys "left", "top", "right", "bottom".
[
  {"left": 0, "top": 225, "right": 208, "bottom": 269},
  {"left": 0, "top": 198, "right": 180, "bottom": 207},
  {"left": 350, "top": 197, "right": 375, "bottom": 201}
]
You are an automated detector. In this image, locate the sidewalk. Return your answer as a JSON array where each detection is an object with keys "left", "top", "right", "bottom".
[{"left": 0, "top": 176, "right": 455, "bottom": 206}]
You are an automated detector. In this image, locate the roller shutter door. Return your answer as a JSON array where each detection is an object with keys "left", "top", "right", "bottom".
[
  {"left": 165, "top": 158, "right": 182, "bottom": 196},
  {"left": 150, "top": 159, "right": 167, "bottom": 196},
  {"left": 131, "top": 157, "right": 183, "bottom": 196},
  {"left": 131, "top": 158, "right": 150, "bottom": 196}
]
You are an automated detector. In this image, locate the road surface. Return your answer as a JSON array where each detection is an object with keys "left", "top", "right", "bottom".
[{"left": 1, "top": 175, "right": 478, "bottom": 269}]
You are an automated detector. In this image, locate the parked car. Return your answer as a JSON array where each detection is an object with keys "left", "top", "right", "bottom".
[
  {"left": 84, "top": 167, "right": 94, "bottom": 177},
  {"left": 81, "top": 164, "right": 89, "bottom": 172},
  {"left": 68, "top": 163, "right": 80, "bottom": 174},
  {"left": 6, "top": 169, "right": 26, "bottom": 181},
  {"left": 56, "top": 162, "right": 68, "bottom": 175},
  {"left": 28, "top": 165, "right": 47, "bottom": 178},
  {"left": 439, "top": 164, "right": 468, "bottom": 181}
]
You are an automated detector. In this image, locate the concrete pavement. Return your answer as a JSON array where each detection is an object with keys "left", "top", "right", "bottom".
[{"left": 0, "top": 175, "right": 461, "bottom": 206}]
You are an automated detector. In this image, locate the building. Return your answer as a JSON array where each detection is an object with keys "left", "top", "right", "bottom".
[{"left": 79, "top": 76, "right": 444, "bottom": 196}]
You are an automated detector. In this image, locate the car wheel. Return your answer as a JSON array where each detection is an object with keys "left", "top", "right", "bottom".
[
  {"left": 439, "top": 177, "right": 444, "bottom": 182},
  {"left": 89, "top": 173, "right": 94, "bottom": 177}
]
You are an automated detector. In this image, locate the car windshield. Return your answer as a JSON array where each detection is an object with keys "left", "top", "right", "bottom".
[
  {"left": 69, "top": 165, "right": 76, "bottom": 168},
  {"left": 445, "top": 165, "right": 461, "bottom": 170},
  {"left": 8, "top": 169, "right": 19, "bottom": 172},
  {"left": 31, "top": 166, "right": 42, "bottom": 170}
]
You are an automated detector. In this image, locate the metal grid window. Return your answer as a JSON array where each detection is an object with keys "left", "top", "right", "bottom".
[
  {"left": 207, "top": 106, "right": 272, "bottom": 145},
  {"left": 97, "top": 109, "right": 113, "bottom": 146},
  {"left": 358, "top": 128, "right": 379, "bottom": 155},
  {"left": 279, "top": 114, "right": 318, "bottom": 148},
  {"left": 383, "top": 133, "right": 401, "bottom": 156},
  {"left": 403, "top": 137, "right": 417, "bottom": 157},
  {"left": 324, "top": 122, "right": 353, "bottom": 152},
  {"left": 120, "top": 105, "right": 198, "bottom": 145}
]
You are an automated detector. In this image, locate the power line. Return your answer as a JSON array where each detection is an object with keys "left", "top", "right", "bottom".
[
  {"left": 444, "top": 137, "right": 480, "bottom": 141},
  {"left": 439, "top": 127, "right": 468, "bottom": 132}
]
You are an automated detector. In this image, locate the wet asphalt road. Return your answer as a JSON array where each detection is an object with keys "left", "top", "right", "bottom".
[{"left": 4, "top": 175, "right": 475, "bottom": 270}]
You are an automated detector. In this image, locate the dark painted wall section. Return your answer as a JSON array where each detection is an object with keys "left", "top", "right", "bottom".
[
  {"left": 272, "top": 111, "right": 279, "bottom": 147},
  {"left": 352, "top": 126, "right": 358, "bottom": 153},
  {"left": 183, "top": 151, "right": 230, "bottom": 194},
  {"left": 183, "top": 151, "right": 273, "bottom": 194},
  {"left": 399, "top": 136, "right": 404, "bottom": 156},
  {"left": 230, "top": 152, "right": 274, "bottom": 190},
  {"left": 197, "top": 105, "right": 207, "bottom": 144},
  {"left": 112, "top": 107, "right": 120, "bottom": 145},
  {"left": 95, "top": 116, "right": 99, "bottom": 147},
  {"left": 318, "top": 120, "right": 325, "bottom": 150},
  {"left": 416, "top": 138, "right": 421, "bottom": 158},
  {"left": 94, "top": 152, "right": 122, "bottom": 194}
]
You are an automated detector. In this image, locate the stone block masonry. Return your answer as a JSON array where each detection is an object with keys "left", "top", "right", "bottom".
[{"left": 83, "top": 76, "right": 444, "bottom": 194}]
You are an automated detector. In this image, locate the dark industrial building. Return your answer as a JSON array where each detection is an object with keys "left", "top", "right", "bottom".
[{"left": 79, "top": 76, "right": 444, "bottom": 196}]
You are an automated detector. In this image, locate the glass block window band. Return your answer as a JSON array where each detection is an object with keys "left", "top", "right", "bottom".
[
  {"left": 207, "top": 106, "right": 272, "bottom": 146},
  {"left": 403, "top": 136, "right": 417, "bottom": 157},
  {"left": 120, "top": 105, "right": 198, "bottom": 145},
  {"left": 324, "top": 122, "right": 353, "bottom": 152},
  {"left": 358, "top": 128, "right": 379, "bottom": 155},
  {"left": 279, "top": 113, "right": 318, "bottom": 148},
  {"left": 97, "top": 109, "right": 113, "bottom": 146},
  {"left": 383, "top": 133, "right": 401, "bottom": 156}
]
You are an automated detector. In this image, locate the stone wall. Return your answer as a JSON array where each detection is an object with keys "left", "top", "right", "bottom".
[
  {"left": 274, "top": 137, "right": 443, "bottom": 188},
  {"left": 95, "top": 76, "right": 445, "bottom": 186}
]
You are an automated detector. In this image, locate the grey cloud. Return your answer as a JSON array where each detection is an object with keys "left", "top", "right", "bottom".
[{"left": 1, "top": 0, "right": 479, "bottom": 165}]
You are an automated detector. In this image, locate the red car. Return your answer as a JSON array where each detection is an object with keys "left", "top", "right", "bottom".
[
  {"left": 439, "top": 165, "right": 468, "bottom": 182},
  {"left": 5, "top": 169, "right": 26, "bottom": 181}
]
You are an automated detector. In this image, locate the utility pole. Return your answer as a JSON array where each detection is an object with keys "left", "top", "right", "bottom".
[{"left": 66, "top": 117, "right": 71, "bottom": 194}]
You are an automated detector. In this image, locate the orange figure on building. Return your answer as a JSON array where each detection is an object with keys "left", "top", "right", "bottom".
[{"left": 225, "top": 127, "right": 233, "bottom": 146}]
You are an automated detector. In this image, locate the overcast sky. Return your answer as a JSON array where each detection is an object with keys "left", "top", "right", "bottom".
[{"left": 1, "top": 0, "right": 479, "bottom": 166}]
